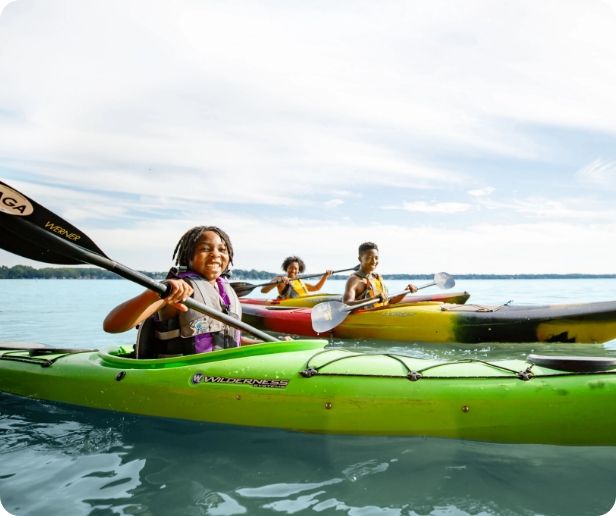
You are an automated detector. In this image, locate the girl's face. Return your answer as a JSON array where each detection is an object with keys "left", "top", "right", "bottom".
[
  {"left": 190, "top": 230, "right": 230, "bottom": 281},
  {"left": 358, "top": 249, "right": 379, "bottom": 273},
  {"left": 286, "top": 261, "right": 301, "bottom": 279}
]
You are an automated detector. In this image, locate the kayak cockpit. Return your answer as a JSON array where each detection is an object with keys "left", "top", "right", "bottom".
[{"left": 98, "top": 339, "right": 328, "bottom": 369}]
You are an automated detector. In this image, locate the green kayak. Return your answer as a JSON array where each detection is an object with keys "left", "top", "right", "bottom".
[{"left": 2, "top": 341, "right": 616, "bottom": 445}]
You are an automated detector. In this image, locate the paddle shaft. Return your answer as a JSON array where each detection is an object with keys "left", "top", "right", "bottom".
[
  {"left": 347, "top": 280, "right": 436, "bottom": 312},
  {"left": 233, "top": 266, "right": 357, "bottom": 290},
  {"left": 269, "top": 266, "right": 357, "bottom": 284},
  {"left": 6, "top": 215, "right": 279, "bottom": 343}
]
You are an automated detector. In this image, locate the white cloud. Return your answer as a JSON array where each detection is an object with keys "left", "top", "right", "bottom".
[
  {"left": 3, "top": 0, "right": 616, "bottom": 201},
  {"left": 324, "top": 199, "right": 344, "bottom": 208},
  {"left": 399, "top": 201, "right": 472, "bottom": 214},
  {"left": 2, "top": 2, "right": 616, "bottom": 275},
  {"left": 0, "top": 0, "right": 473, "bottom": 206},
  {"left": 3, "top": 199, "right": 616, "bottom": 274},
  {"left": 0, "top": 1, "right": 13, "bottom": 15},
  {"left": 576, "top": 158, "right": 616, "bottom": 188},
  {"left": 468, "top": 187, "right": 495, "bottom": 197},
  {"left": 512, "top": 198, "right": 609, "bottom": 220},
  {"left": 473, "top": 194, "right": 616, "bottom": 222},
  {"left": 230, "top": 218, "right": 616, "bottom": 275}
]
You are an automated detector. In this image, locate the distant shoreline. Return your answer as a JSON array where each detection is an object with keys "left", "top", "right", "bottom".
[{"left": 1, "top": 265, "right": 615, "bottom": 280}]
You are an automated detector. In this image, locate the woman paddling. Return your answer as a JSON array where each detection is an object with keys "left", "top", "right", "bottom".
[
  {"left": 261, "top": 256, "right": 333, "bottom": 300},
  {"left": 104, "top": 226, "right": 262, "bottom": 356}
]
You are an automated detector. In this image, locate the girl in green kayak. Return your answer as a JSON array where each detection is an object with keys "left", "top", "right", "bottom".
[
  {"left": 261, "top": 256, "right": 333, "bottom": 300},
  {"left": 343, "top": 242, "right": 417, "bottom": 307},
  {"left": 104, "top": 226, "right": 262, "bottom": 356}
]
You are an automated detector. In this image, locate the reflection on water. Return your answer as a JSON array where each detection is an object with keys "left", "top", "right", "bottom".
[{"left": 2, "top": 394, "right": 616, "bottom": 516}]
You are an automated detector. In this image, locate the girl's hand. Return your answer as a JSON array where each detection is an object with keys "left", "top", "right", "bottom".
[{"left": 161, "top": 279, "right": 193, "bottom": 312}]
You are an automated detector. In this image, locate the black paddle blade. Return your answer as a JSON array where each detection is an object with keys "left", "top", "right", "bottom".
[
  {"left": 229, "top": 281, "right": 257, "bottom": 297},
  {"left": 0, "top": 217, "right": 84, "bottom": 264},
  {"left": 0, "top": 181, "right": 108, "bottom": 264}
]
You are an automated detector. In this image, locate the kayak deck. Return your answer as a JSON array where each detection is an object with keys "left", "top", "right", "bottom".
[{"left": 240, "top": 291, "right": 471, "bottom": 307}]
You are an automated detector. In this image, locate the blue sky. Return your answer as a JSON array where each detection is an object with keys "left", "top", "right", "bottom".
[{"left": 1, "top": 0, "right": 616, "bottom": 274}]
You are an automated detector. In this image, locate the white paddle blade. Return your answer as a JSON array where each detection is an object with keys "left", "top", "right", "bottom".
[
  {"left": 311, "top": 300, "right": 346, "bottom": 333},
  {"left": 434, "top": 272, "right": 455, "bottom": 289}
]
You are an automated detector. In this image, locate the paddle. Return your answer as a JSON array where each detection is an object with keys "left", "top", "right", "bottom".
[
  {"left": 230, "top": 265, "right": 359, "bottom": 297},
  {"left": 311, "top": 272, "right": 455, "bottom": 333},
  {"left": 0, "top": 181, "right": 279, "bottom": 343}
]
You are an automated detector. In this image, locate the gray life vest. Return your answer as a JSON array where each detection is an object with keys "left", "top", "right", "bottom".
[
  {"left": 178, "top": 275, "right": 241, "bottom": 341},
  {"left": 150, "top": 275, "right": 242, "bottom": 355}
]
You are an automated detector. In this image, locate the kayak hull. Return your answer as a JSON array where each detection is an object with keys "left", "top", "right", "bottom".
[
  {"left": 241, "top": 300, "right": 616, "bottom": 343},
  {"left": 2, "top": 341, "right": 616, "bottom": 445},
  {"left": 240, "top": 291, "right": 471, "bottom": 308}
]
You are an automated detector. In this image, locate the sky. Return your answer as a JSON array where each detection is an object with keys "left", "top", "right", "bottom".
[{"left": 1, "top": 0, "right": 616, "bottom": 275}]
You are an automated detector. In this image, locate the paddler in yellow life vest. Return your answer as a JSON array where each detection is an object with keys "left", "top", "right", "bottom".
[
  {"left": 343, "top": 242, "right": 418, "bottom": 308},
  {"left": 261, "top": 256, "right": 333, "bottom": 300}
]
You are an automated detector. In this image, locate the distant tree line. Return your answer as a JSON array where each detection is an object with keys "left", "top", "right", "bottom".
[
  {"left": 0, "top": 265, "right": 358, "bottom": 280},
  {"left": 1, "top": 265, "right": 615, "bottom": 280},
  {"left": 229, "top": 269, "right": 277, "bottom": 280},
  {"left": 0, "top": 265, "right": 163, "bottom": 280}
]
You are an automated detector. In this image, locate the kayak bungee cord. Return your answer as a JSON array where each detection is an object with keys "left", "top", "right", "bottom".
[
  {"left": 298, "top": 349, "right": 616, "bottom": 381},
  {"left": 299, "top": 348, "right": 534, "bottom": 380}
]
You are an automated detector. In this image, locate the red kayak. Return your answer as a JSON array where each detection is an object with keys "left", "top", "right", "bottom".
[{"left": 240, "top": 291, "right": 471, "bottom": 307}]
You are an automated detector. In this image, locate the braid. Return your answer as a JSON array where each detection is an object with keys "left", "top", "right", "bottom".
[{"left": 172, "top": 226, "right": 234, "bottom": 273}]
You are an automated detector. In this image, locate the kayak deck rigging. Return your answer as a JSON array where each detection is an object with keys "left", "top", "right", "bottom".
[
  {"left": 0, "top": 347, "right": 96, "bottom": 367},
  {"left": 299, "top": 348, "right": 534, "bottom": 380},
  {"left": 3, "top": 343, "right": 615, "bottom": 379},
  {"left": 298, "top": 348, "right": 616, "bottom": 381}
]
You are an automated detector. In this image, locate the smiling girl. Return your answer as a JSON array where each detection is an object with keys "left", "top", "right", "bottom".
[
  {"left": 104, "top": 226, "right": 261, "bottom": 357},
  {"left": 261, "top": 256, "right": 333, "bottom": 300}
]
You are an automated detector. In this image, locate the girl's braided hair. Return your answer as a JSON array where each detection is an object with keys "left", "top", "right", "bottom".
[
  {"left": 172, "top": 226, "right": 234, "bottom": 275},
  {"left": 281, "top": 256, "right": 306, "bottom": 273}
]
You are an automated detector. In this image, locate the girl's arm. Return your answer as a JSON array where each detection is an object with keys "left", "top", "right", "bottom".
[
  {"left": 260, "top": 276, "right": 287, "bottom": 294},
  {"left": 305, "top": 270, "right": 333, "bottom": 292},
  {"left": 103, "top": 279, "right": 193, "bottom": 333}
]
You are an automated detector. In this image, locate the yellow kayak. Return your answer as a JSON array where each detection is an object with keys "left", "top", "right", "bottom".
[{"left": 241, "top": 299, "right": 616, "bottom": 343}]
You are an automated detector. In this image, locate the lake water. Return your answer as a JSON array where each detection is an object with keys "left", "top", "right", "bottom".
[{"left": 1, "top": 278, "right": 616, "bottom": 515}]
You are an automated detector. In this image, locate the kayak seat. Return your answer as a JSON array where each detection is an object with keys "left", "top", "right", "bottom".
[{"left": 135, "top": 317, "right": 156, "bottom": 359}]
